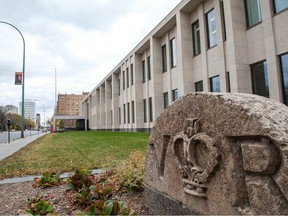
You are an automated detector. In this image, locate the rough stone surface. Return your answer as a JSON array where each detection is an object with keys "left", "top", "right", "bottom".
[{"left": 144, "top": 93, "right": 288, "bottom": 215}]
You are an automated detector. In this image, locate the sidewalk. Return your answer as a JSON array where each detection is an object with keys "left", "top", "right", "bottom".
[{"left": 0, "top": 133, "right": 48, "bottom": 161}]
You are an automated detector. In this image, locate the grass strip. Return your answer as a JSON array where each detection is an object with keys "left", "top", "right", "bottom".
[{"left": 0, "top": 131, "right": 149, "bottom": 179}]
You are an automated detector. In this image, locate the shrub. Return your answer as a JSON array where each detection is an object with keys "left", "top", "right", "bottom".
[
  {"left": 110, "top": 151, "right": 145, "bottom": 192},
  {"left": 33, "top": 172, "right": 61, "bottom": 188}
]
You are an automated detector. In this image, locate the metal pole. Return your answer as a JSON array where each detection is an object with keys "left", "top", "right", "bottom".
[{"left": 0, "top": 21, "right": 26, "bottom": 138}]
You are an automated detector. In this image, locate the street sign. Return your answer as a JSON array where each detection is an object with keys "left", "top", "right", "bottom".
[{"left": 15, "top": 72, "right": 22, "bottom": 85}]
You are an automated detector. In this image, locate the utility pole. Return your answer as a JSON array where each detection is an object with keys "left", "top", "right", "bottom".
[{"left": 0, "top": 21, "right": 26, "bottom": 138}]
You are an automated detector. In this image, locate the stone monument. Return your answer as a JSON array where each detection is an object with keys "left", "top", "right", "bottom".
[{"left": 144, "top": 93, "right": 288, "bottom": 215}]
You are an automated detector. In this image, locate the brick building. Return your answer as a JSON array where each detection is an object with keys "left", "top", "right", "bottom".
[{"left": 56, "top": 92, "right": 88, "bottom": 129}]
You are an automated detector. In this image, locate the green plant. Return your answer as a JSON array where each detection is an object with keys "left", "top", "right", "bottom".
[
  {"left": 75, "top": 200, "right": 135, "bottom": 215},
  {"left": 111, "top": 151, "right": 145, "bottom": 192},
  {"left": 33, "top": 172, "right": 61, "bottom": 188},
  {"left": 75, "top": 183, "right": 113, "bottom": 206},
  {"left": 25, "top": 196, "right": 56, "bottom": 215},
  {"left": 67, "top": 169, "right": 93, "bottom": 190}
]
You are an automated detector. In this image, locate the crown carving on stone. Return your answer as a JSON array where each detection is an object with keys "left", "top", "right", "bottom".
[{"left": 172, "top": 118, "right": 220, "bottom": 198}]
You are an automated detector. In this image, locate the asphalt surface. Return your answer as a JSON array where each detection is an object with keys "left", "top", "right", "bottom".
[
  {"left": 0, "top": 132, "right": 48, "bottom": 161},
  {"left": 0, "top": 130, "right": 41, "bottom": 144}
]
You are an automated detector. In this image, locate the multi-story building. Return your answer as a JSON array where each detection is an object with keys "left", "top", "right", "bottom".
[
  {"left": 81, "top": 0, "right": 288, "bottom": 132},
  {"left": 19, "top": 99, "right": 35, "bottom": 121},
  {"left": 56, "top": 92, "right": 88, "bottom": 129}
]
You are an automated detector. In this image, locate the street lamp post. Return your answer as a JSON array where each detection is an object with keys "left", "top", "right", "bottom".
[{"left": 0, "top": 21, "right": 26, "bottom": 138}]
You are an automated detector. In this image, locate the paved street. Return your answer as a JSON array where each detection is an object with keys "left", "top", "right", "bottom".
[{"left": 0, "top": 130, "right": 43, "bottom": 144}]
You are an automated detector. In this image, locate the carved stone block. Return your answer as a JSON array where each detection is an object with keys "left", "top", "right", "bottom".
[{"left": 144, "top": 93, "right": 288, "bottom": 215}]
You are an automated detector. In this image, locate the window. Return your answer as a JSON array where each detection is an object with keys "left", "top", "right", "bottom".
[
  {"left": 123, "top": 104, "right": 126, "bottom": 124},
  {"left": 162, "top": 45, "right": 167, "bottom": 72},
  {"left": 251, "top": 60, "right": 269, "bottom": 98},
  {"left": 149, "top": 97, "right": 153, "bottom": 122},
  {"left": 170, "top": 37, "right": 177, "bottom": 68},
  {"left": 226, "top": 72, "right": 231, "bottom": 92},
  {"left": 280, "top": 53, "right": 288, "bottom": 105},
  {"left": 126, "top": 68, "right": 129, "bottom": 88},
  {"left": 244, "top": 0, "right": 262, "bottom": 27},
  {"left": 148, "top": 56, "right": 152, "bottom": 80},
  {"left": 172, "top": 89, "right": 179, "bottom": 101},
  {"left": 142, "top": 60, "right": 146, "bottom": 83},
  {"left": 118, "top": 79, "right": 121, "bottom": 95},
  {"left": 195, "top": 81, "right": 203, "bottom": 92},
  {"left": 119, "top": 107, "right": 121, "bottom": 124},
  {"left": 123, "top": 71, "right": 125, "bottom": 90},
  {"left": 143, "top": 99, "right": 147, "bottom": 123},
  {"left": 192, "top": 20, "right": 201, "bottom": 56},
  {"left": 131, "top": 64, "right": 134, "bottom": 85},
  {"left": 132, "top": 101, "right": 135, "bottom": 123},
  {"left": 206, "top": 9, "right": 217, "bottom": 48},
  {"left": 163, "top": 92, "right": 169, "bottom": 108},
  {"left": 273, "top": 0, "right": 288, "bottom": 14},
  {"left": 220, "top": 0, "right": 227, "bottom": 41},
  {"left": 127, "top": 102, "right": 130, "bottom": 124},
  {"left": 210, "top": 75, "right": 220, "bottom": 92},
  {"left": 111, "top": 110, "right": 113, "bottom": 125}
]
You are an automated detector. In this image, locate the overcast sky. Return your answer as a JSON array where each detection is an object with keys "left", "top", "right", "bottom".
[{"left": 0, "top": 0, "right": 181, "bottom": 120}]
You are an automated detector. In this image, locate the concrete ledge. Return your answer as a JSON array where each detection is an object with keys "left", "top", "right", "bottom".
[{"left": 144, "top": 184, "right": 200, "bottom": 215}]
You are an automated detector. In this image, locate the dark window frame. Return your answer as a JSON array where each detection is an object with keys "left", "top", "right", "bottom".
[
  {"left": 210, "top": 75, "right": 221, "bottom": 92},
  {"left": 143, "top": 99, "right": 147, "bottom": 123},
  {"left": 122, "top": 71, "right": 125, "bottom": 90},
  {"left": 195, "top": 81, "right": 204, "bottom": 92},
  {"left": 163, "top": 92, "right": 169, "bottom": 108},
  {"left": 127, "top": 102, "right": 130, "bottom": 124},
  {"left": 172, "top": 89, "right": 179, "bottom": 101},
  {"left": 123, "top": 104, "right": 126, "bottom": 124},
  {"left": 206, "top": 8, "right": 217, "bottom": 49},
  {"left": 126, "top": 68, "right": 129, "bottom": 88},
  {"left": 132, "top": 101, "right": 135, "bottom": 123},
  {"left": 279, "top": 53, "right": 288, "bottom": 105},
  {"left": 170, "top": 37, "right": 177, "bottom": 68},
  {"left": 130, "top": 64, "right": 134, "bottom": 86},
  {"left": 162, "top": 45, "right": 167, "bottom": 72},
  {"left": 251, "top": 60, "right": 270, "bottom": 98},
  {"left": 192, "top": 20, "right": 201, "bottom": 56},
  {"left": 149, "top": 97, "right": 153, "bottom": 122},
  {"left": 244, "top": 0, "right": 262, "bottom": 28},
  {"left": 220, "top": 0, "right": 227, "bottom": 41},
  {"left": 148, "top": 56, "right": 152, "bottom": 80},
  {"left": 142, "top": 60, "right": 146, "bottom": 83},
  {"left": 273, "top": 0, "right": 288, "bottom": 14}
]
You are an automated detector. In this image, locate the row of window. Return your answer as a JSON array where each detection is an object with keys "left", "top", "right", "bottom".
[
  {"left": 245, "top": 0, "right": 288, "bottom": 28},
  {"left": 60, "top": 97, "right": 83, "bottom": 101},
  {"left": 120, "top": 101, "right": 135, "bottom": 125},
  {"left": 192, "top": 52, "right": 288, "bottom": 106},
  {"left": 123, "top": 63, "right": 134, "bottom": 90},
  {"left": 251, "top": 53, "right": 288, "bottom": 105},
  {"left": 162, "top": 37, "right": 177, "bottom": 73},
  {"left": 99, "top": 52, "right": 288, "bottom": 126},
  {"left": 163, "top": 89, "right": 179, "bottom": 109}
]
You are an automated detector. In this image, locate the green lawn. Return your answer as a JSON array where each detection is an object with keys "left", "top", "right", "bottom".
[{"left": 0, "top": 131, "right": 149, "bottom": 179}]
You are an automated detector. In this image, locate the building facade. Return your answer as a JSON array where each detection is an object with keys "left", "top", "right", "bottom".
[
  {"left": 81, "top": 0, "right": 288, "bottom": 132},
  {"left": 56, "top": 92, "right": 88, "bottom": 129},
  {"left": 19, "top": 99, "right": 35, "bottom": 121}
]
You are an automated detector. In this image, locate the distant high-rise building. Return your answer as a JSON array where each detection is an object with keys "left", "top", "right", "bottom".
[
  {"left": 19, "top": 99, "right": 36, "bottom": 121},
  {"left": 56, "top": 92, "right": 88, "bottom": 129}
]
